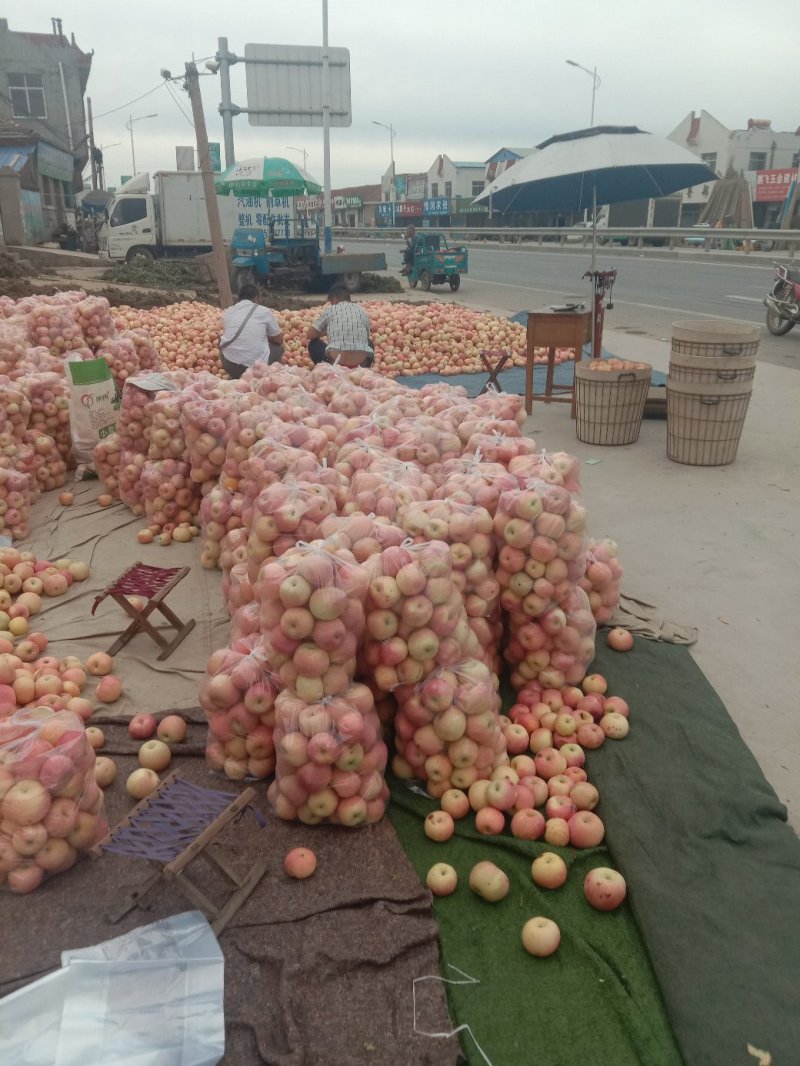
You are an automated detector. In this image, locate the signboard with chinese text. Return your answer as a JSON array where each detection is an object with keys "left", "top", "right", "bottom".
[
  {"left": 232, "top": 193, "right": 293, "bottom": 229},
  {"left": 407, "top": 175, "right": 426, "bottom": 199},
  {"left": 423, "top": 197, "right": 450, "bottom": 216},
  {"left": 453, "top": 197, "right": 487, "bottom": 215},
  {"left": 208, "top": 143, "right": 222, "bottom": 173},
  {"left": 296, "top": 195, "right": 324, "bottom": 212},
  {"left": 755, "top": 168, "right": 798, "bottom": 202},
  {"left": 334, "top": 195, "right": 362, "bottom": 208}
]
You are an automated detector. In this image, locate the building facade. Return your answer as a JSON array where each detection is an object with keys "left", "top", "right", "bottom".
[{"left": 0, "top": 17, "right": 92, "bottom": 239}]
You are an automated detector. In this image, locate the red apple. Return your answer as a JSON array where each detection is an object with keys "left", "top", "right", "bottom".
[
  {"left": 426, "top": 861, "right": 458, "bottom": 896},
  {"left": 606, "top": 628, "right": 634, "bottom": 652},
  {"left": 584, "top": 866, "right": 627, "bottom": 910},
  {"left": 424, "top": 810, "right": 455, "bottom": 842},
  {"left": 510, "top": 808, "right": 545, "bottom": 841},
  {"left": 468, "top": 860, "right": 509, "bottom": 902},
  {"left": 531, "top": 851, "right": 568, "bottom": 889},
  {"left": 569, "top": 810, "right": 606, "bottom": 848},
  {"left": 126, "top": 767, "right": 160, "bottom": 799},
  {"left": 522, "top": 916, "right": 560, "bottom": 956},
  {"left": 284, "top": 846, "right": 317, "bottom": 879},
  {"left": 157, "top": 714, "right": 188, "bottom": 743},
  {"left": 128, "top": 713, "right": 158, "bottom": 740}
]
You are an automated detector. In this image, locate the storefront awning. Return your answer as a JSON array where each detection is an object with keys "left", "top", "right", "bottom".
[{"left": 0, "top": 145, "right": 35, "bottom": 172}]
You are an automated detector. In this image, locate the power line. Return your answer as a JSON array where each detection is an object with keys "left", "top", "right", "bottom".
[
  {"left": 93, "top": 82, "right": 163, "bottom": 120},
  {"left": 164, "top": 80, "right": 194, "bottom": 129}
]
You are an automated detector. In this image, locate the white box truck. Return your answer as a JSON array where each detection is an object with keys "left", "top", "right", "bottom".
[{"left": 98, "top": 171, "right": 294, "bottom": 263}]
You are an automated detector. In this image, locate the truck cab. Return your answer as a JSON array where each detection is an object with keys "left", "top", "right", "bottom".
[{"left": 98, "top": 174, "right": 158, "bottom": 262}]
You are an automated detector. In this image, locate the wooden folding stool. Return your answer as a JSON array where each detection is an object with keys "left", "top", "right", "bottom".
[
  {"left": 91, "top": 561, "right": 196, "bottom": 661},
  {"left": 478, "top": 349, "right": 511, "bottom": 394},
  {"left": 95, "top": 773, "right": 268, "bottom": 935}
]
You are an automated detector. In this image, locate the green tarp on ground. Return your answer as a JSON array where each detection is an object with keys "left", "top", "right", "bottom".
[{"left": 389, "top": 641, "right": 800, "bottom": 1066}]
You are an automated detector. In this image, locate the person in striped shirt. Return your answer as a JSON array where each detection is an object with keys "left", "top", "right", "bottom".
[{"left": 307, "top": 284, "right": 375, "bottom": 369}]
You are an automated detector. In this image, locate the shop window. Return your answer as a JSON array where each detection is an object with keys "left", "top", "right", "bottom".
[
  {"left": 109, "top": 198, "right": 148, "bottom": 227},
  {"left": 431, "top": 183, "right": 438, "bottom": 197},
  {"left": 8, "top": 73, "right": 46, "bottom": 119}
]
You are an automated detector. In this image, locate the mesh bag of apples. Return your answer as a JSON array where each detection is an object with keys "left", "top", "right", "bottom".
[{"left": 0, "top": 707, "right": 107, "bottom": 894}]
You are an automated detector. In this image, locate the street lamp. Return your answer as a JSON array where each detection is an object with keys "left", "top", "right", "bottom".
[
  {"left": 565, "top": 60, "right": 600, "bottom": 126},
  {"left": 372, "top": 120, "right": 396, "bottom": 202},
  {"left": 125, "top": 113, "right": 158, "bottom": 175},
  {"left": 286, "top": 146, "right": 309, "bottom": 171}
]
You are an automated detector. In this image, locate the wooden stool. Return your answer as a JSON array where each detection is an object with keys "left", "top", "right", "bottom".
[
  {"left": 95, "top": 773, "right": 268, "bottom": 935},
  {"left": 525, "top": 308, "right": 592, "bottom": 417},
  {"left": 91, "top": 562, "right": 196, "bottom": 661},
  {"left": 478, "top": 349, "right": 511, "bottom": 394}
]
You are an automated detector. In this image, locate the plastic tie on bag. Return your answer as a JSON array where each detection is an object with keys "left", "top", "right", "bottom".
[{"left": 412, "top": 964, "right": 494, "bottom": 1066}]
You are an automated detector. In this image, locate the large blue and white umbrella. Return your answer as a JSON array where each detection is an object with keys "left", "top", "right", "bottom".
[{"left": 474, "top": 125, "right": 718, "bottom": 267}]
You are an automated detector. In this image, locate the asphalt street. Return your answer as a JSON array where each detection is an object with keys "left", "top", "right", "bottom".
[{"left": 348, "top": 238, "right": 799, "bottom": 369}]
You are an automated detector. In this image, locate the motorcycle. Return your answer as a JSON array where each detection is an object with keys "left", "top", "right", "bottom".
[{"left": 764, "top": 261, "right": 800, "bottom": 335}]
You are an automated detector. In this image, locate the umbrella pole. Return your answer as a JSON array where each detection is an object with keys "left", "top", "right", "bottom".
[{"left": 590, "top": 182, "right": 597, "bottom": 357}]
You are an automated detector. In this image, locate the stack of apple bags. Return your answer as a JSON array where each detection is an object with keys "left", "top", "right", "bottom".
[
  {"left": 178, "top": 361, "right": 625, "bottom": 837},
  {"left": 0, "top": 292, "right": 170, "bottom": 543}
]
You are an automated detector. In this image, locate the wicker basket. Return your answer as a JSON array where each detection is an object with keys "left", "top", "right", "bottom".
[
  {"left": 574, "top": 362, "right": 652, "bottom": 445},
  {"left": 671, "top": 319, "right": 760, "bottom": 358},
  {"left": 669, "top": 350, "right": 756, "bottom": 386},
  {"left": 667, "top": 379, "right": 753, "bottom": 466}
]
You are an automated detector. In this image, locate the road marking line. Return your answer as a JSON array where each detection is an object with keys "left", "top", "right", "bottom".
[{"left": 726, "top": 295, "right": 764, "bottom": 303}]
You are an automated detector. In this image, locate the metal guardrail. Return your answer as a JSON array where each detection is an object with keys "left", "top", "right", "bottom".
[{"left": 333, "top": 226, "right": 800, "bottom": 257}]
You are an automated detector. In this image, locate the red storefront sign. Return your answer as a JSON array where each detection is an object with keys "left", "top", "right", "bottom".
[
  {"left": 755, "top": 168, "right": 798, "bottom": 202},
  {"left": 395, "top": 200, "right": 423, "bottom": 217}
]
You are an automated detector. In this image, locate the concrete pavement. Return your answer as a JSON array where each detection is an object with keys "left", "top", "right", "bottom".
[{"left": 525, "top": 325, "right": 800, "bottom": 829}]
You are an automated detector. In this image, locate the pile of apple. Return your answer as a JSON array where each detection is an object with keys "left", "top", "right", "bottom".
[
  {"left": 493, "top": 479, "right": 594, "bottom": 691},
  {"left": 392, "top": 658, "right": 508, "bottom": 795},
  {"left": 222, "top": 561, "right": 254, "bottom": 617},
  {"left": 245, "top": 480, "right": 337, "bottom": 584},
  {"left": 94, "top": 433, "right": 121, "bottom": 498},
  {"left": 579, "top": 538, "right": 623, "bottom": 624},
  {"left": 268, "top": 682, "right": 389, "bottom": 826},
  {"left": 90, "top": 337, "right": 140, "bottom": 391},
  {"left": 73, "top": 296, "right": 117, "bottom": 349},
  {"left": 399, "top": 499, "right": 500, "bottom": 668},
  {"left": 21, "top": 373, "right": 72, "bottom": 466},
  {"left": 181, "top": 392, "right": 252, "bottom": 496},
  {"left": 433, "top": 456, "right": 519, "bottom": 516},
  {"left": 105, "top": 298, "right": 584, "bottom": 380},
  {"left": 200, "top": 635, "right": 279, "bottom": 781},
  {"left": 118, "top": 328, "right": 163, "bottom": 372},
  {"left": 0, "top": 706, "right": 107, "bottom": 894},
  {"left": 0, "top": 467, "right": 33, "bottom": 541},
  {"left": 18, "top": 429, "right": 67, "bottom": 494},
  {"left": 140, "top": 459, "right": 202, "bottom": 535},
  {"left": 198, "top": 485, "right": 244, "bottom": 570}
]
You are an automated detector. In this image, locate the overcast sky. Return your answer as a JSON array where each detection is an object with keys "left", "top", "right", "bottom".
[{"left": 19, "top": 0, "right": 800, "bottom": 189}]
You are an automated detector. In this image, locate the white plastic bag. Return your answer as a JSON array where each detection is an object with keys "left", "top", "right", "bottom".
[
  {"left": 0, "top": 911, "right": 225, "bottom": 1065},
  {"left": 66, "top": 356, "right": 119, "bottom": 470}
]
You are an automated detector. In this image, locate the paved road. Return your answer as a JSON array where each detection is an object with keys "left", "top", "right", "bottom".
[{"left": 349, "top": 239, "right": 799, "bottom": 370}]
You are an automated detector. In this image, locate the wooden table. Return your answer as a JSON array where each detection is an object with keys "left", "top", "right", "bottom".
[{"left": 525, "top": 307, "right": 592, "bottom": 416}]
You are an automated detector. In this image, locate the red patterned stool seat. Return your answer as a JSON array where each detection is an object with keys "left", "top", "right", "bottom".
[{"left": 91, "top": 561, "right": 195, "bottom": 661}]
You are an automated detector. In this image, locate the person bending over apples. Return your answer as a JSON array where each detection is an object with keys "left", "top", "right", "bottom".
[{"left": 306, "top": 283, "right": 375, "bottom": 369}]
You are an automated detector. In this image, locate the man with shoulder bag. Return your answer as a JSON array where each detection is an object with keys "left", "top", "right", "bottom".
[{"left": 219, "top": 284, "right": 285, "bottom": 379}]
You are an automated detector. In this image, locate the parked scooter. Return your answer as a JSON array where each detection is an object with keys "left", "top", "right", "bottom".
[{"left": 764, "top": 261, "right": 800, "bottom": 335}]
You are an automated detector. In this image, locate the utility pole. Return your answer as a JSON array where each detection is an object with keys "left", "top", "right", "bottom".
[
  {"left": 321, "top": 0, "right": 332, "bottom": 253},
  {"left": 86, "top": 96, "right": 97, "bottom": 190},
  {"left": 184, "top": 62, "right": 233, "bottom": 308}
]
